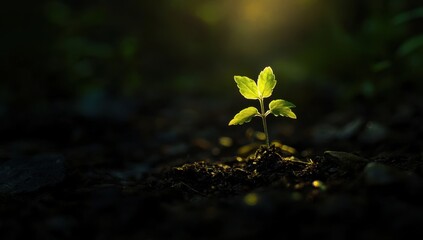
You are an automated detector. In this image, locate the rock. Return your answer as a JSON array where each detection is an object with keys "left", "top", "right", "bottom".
[
  {"left": 0, "top": 154, "right": 65, "bottom": 194},
  {"left": 363, "top": 162, "right": 398, "bottom": 186},
  {"left": 363, "top": 162, "right": 423, "bottom": 192},
  {"left": 324, "top": 151, "right": 368, "bottom": 171}
]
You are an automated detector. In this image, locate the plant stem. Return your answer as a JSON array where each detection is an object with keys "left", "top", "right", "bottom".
[{"left": 259, "top": 98, "right": 270, "bottom": 147}]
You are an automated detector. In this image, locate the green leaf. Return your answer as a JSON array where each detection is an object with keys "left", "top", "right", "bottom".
[
  {"left": 228, "top": 107, "right": 259, "bottom": 125},
  {"left": 269, "top": 99, "right": 296, "bottom": 108},
  {"left": 234, "top": 76, "right": 259, "bottom": 100},
  {"left": 257, "top": 66, "right": 276, "bottom": 98},
  {"left": 269, "top": 99, "right": 297, "bottom": 119}
]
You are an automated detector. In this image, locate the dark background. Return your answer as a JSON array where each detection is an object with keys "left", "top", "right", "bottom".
[
  {"left": 1, "top": 1, "right": 423, "bottom": 239},
  {"left": 2, "top": 0, "right": 422, "bottom": 109}
]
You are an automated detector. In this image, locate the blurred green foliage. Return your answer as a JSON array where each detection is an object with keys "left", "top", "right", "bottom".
[{"left": 1, "top": 0, "right": 422, "bottom": 110}]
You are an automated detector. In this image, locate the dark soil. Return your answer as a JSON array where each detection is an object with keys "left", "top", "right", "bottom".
[{"left": 1, "top": 95, "right": 423, "bottom": 240}]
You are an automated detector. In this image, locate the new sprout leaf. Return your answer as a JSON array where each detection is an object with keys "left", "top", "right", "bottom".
[
  {"left": 257, "top": 66, "right": 276, "bottom": 98},
  {"left": 269, "top": 99, "right": 296, "bottom": 108},
  {"left": 269, "top": 99, "right": 297, "bottom": 119},
  {"left": 229, "top": 107, "right": 259, "bottom": 125},
  {"left": 271, "top": 107, "right": 297, "bottom": 119},
  {"left": 234, "top": 76, "right": 259, "bottom": 100}
]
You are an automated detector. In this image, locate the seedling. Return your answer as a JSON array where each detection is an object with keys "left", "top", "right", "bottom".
[{"left": 229, "top": 66, "right": 297, "bottom": 147}]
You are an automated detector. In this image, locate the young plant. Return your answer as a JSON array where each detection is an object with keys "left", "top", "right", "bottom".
[{"left": 229, "top": 66, "right": 297, "bottom": 147}]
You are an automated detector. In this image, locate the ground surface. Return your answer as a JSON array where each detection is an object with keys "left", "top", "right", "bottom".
[{"left": 1, "top": 94, "right": 422, "bottom": 240}]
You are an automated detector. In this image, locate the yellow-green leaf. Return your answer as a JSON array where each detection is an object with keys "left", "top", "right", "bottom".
[
  {"left": 228, "top": 107, "right": 259, "bottom": 125},
  {"left": 269, "top": 99, "right": 297, "bottom": 119},
  {"left": 269, "top": 99, "right": 296, "bottom": 108},
  {"left": 257, "top": 66, "right": 276, "bottom": 98},
  {"left": 234, "top": 76, "right": 259, "bottom": 100}
]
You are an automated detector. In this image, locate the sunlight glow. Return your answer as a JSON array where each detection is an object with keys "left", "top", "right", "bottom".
[{"left": 226, "top": 0, "right": 321, "bottom": 55}]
